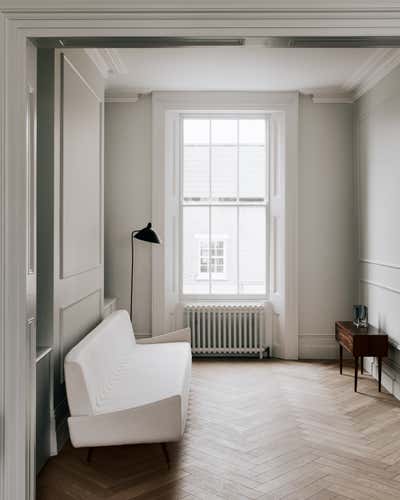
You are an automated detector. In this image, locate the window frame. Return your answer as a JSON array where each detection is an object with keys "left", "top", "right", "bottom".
[{"left": 179, "top": 112, "right": 270, "bottom": 301}]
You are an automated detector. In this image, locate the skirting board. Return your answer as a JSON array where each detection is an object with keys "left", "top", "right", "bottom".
[
  {"left": 300, "top": 335, "right": 400, "bottom": 401},
  {"left": 364, "top": 355, "right": 400, "bottom": 401},
  {"left": 56, "top": 417, "right": 69, "bottom": 453},
  {"left": 53, "top": 398, "right": 70, "bottom": 454},
  {"left": 299, "top": 334, "right": 352, "bottom": 360}
]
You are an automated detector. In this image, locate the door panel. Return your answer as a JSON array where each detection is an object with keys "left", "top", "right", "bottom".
[
  {"left": 53, "top": 50, "right": 104, "bottom": 446},
  {"left": 37, "top": 48, "right": 104, "bottom": 457}
]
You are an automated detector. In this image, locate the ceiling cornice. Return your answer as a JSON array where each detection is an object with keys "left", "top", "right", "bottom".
[
  {"left": 87, "top": 41, "right": 400, "bottom": 105},
  {"left": 85, "top": 48, "right": 127, "bottom": 78},
  {"left": 105, "top": 94, "right": 140, "bottom": 103},
  {"left": 341, "top": 48, "right": 390, "bottom": 92},
  {"left": 349, "top": 47, "right": 400, "bottom": 100},
  {"left": 311, "top": 94, "right": 355, "bottom": 104},
  {"left": 3, "top": 1, "right": 400, "bottom": 13},
  {"left": 311, "top": 47, "right": 400, "bottom": 103}
]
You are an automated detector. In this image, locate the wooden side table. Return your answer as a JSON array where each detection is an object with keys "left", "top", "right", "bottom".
[{"left": 335, "top": 321, "right": 388, "bottom": 392}]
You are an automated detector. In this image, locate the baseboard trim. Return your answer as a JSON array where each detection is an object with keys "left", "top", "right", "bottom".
[
  {"left": 299, "top": 334, "right": 352, "bottom": 360},
  {"left": 364, "top": 356, "right": 400, "bottom": 400},
  {"left": 53, "top": 398, "right": 70, "bottom": 453},
  {"left": 56, "top": 417, "right": 70, "bottom": 452}
]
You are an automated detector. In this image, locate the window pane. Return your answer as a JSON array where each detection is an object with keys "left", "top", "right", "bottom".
[
  {"left": 211, "top": 146, "right": 237, "bottom": 200},
  {"left": 183, "top": 146, "right": 210, "bottom": 200},
  {"left": 239, "top": 207, "right": 266, "bottom": 294},
  {"left": 184, "top": 119, "right": 209, "bottom": 144},
  {"left": 181, "top": 115, "right": 268, "bottom": 298},
  {"left": 182, "top": 207, "right": 210, "bottom": 294},
  {"left": 239, "top": 146, "right": 266, "bottom": 200},
  {"left": 211, "top": 119, "right": 237, "bottom": 144},
  {"left": 211, "top": 207, "right": 237, "bottom": 294},
  {"left": 239, "top": 119, "right": 265, "bottom": 145}
]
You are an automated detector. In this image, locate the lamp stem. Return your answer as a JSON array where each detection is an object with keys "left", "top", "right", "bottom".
[{"left": 130, "top": 230, "right": 138, "bottom": 323}]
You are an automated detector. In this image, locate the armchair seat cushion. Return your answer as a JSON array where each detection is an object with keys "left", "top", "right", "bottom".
[{"left": 94, "top": 343, "right": 191, "bottom": 416}]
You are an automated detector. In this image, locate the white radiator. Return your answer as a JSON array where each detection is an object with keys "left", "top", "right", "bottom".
[{"left": 184, "top": 303, "right": 268, "bottom": 358}]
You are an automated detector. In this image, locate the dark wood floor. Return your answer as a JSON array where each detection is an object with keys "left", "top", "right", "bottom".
[{"left": 37, "top": 359, "right": 400, "bottom": 499}]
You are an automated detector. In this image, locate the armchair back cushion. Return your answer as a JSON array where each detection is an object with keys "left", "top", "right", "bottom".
[{"left": 65, "top": 310, "right": 136, "bottom": 416}]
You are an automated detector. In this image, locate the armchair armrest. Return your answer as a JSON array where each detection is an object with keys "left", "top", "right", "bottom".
[{"left": 136, "top": 327, "right": 191, "bottom": 345}]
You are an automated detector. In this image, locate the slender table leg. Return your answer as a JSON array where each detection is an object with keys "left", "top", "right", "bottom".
[
  {"left": 354, "top": 356, "right": 358, "bottom": 392},
  {"left": 339, "top": 345, "right": 343, "bottom": 375},
  {"left": 361, "top": 356, "right": 364, "bottom": 374},
  {"left": 378, "top": 357, "right": 382, "bottom": 392}
]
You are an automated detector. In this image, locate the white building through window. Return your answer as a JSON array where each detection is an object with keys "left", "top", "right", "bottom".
[
  {"left": 198, "top": 238, "right": 226, "bottom": 279},
  {"left": 181, "top": 115, "right": 269, "bottom": 298}
]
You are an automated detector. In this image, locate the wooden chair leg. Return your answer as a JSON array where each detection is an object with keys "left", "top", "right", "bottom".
[
  {"left": 86, "top": 447, "right": 94, "bottom": 463},
  {"left": 161, "top": 443, "right": 170, "bottom": 469}
]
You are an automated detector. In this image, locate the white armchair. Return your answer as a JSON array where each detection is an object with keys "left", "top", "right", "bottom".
[{"left": 64, "top": 310, "right": 192, "bottom": 465}]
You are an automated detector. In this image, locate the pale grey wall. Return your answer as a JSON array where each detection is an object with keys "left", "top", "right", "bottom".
[
  {"left": 37, "top": 48, "right": 104, "bottom": 456},
  {"left": 104, "top": 94, "right": 355, "bottom": 355},
  {"left": 104, "top": 96, "right": 152, "bottom": 334},
  {"left": 298, "top": 95, "right": 355, "bottom": 358},
  {"left": 355, "top": 66, "right": 400, "bottom": 397}
]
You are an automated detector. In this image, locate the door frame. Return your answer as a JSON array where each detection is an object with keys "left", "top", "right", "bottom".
[{"left": 2, "top": 2, "right": 400, "bottom": 499}]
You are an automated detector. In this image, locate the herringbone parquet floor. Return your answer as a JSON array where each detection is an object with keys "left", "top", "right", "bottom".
[{"left": 37, "top": 359, "right": 400, "bottom": 500}]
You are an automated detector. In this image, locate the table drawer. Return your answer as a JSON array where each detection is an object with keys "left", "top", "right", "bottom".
[{"left": 336, "top": 329, "right": 353, "bottom": 353}]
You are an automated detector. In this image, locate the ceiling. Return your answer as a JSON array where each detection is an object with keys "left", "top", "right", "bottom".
[{"left": 86, "top": 46, "right": 400, "bottom": 103}]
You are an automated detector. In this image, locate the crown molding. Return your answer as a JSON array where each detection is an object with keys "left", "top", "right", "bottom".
[
  {"left": 341, "top": 48, "right": 390, "bottom": 93},
  {"left": 311, "top": 47, "right": 400, "bottom": 104},
  {"left": 311, "top": 94, "right": 354, "bottom": 104},
  {"left": 85, "top": 48, "right": 127, "bottom": 78},
  {"left": 350, "top": 47, "right": 400, "bottom": 100},
  {"left": 105, "top": 93, "right": 140, "bottom": 103},
  {"left": 4, "top": 1, "right": 400, "bottom": 12},
  {"left": 85, "top": 49, "right": 108, "bottom": 77}
]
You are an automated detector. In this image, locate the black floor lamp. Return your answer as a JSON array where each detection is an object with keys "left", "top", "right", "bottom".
[{"left": 130, "top": 223, "right": 161, "bottom": 322}]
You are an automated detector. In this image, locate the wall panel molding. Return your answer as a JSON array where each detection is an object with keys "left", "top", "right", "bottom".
[
  {"left": 355, "top": 65, "right": 400, "bottom": 402},
  {"left": 360, "top": 278, "right": 400, "bottom": 296},
  {"left": 59, "top": 53, "right": 102, "bottom": 279},
  {"left": 360, "top": 258, "right": 400, "bottom": 270},
  {"left": 59, "top": 288, "right": 102, "bottom": 383}
]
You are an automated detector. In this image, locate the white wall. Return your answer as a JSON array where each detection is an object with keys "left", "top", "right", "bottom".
[
  {"left": 104, "top": 93, "right": 355, "bottom": 354},
  {"left": 355, "top": 66, "right": 400, "bottom": 397},
  {"left": 298, "top": 96, "right": 355, "bottom": 358},
  {"left": 104, "top": 96, "right": 152, "bottom": 334}
]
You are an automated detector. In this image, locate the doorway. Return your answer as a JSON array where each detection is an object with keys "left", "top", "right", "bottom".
[{"left": 2, "top": 6, "right": 400, "bottom": 498}]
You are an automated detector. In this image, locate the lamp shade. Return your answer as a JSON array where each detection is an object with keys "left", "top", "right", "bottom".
[{"left": 133, "top": 222, "right": 160, "bottom": 244}]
